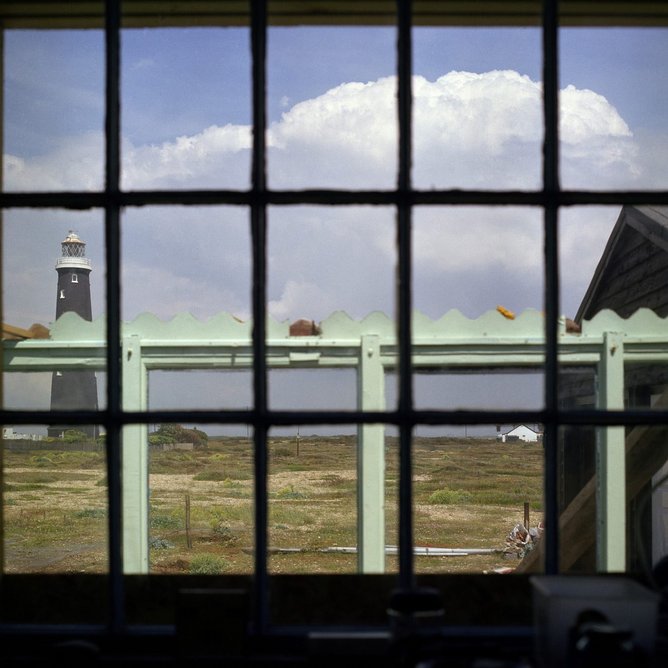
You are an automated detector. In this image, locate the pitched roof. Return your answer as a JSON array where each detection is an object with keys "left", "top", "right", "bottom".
[{"left": 575, "top": 205, "right": 668, "bottom": 322}]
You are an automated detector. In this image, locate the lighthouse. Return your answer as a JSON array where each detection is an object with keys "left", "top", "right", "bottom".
[{"left": 48, "top": 231, "right": 99, "bottom": 438}]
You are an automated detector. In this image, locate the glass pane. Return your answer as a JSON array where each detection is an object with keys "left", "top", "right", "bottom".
[
  {"left": 559, "top": 366, "right": 596, "bottom": 414},
  {"left": 4, "top": 30, "right": 104, "bottom": 192},
  {"left": 268, "top": 429, "right": 358, "bottom": 575},
  {"left": 149, "top": 371, "right": 252, "bottom": 412},
  {"left": 267, "top": 27, "right": 396, "bottom": 189},
  {"left": 413, "top": 206, "right": 543, "bottom": 318},
  {"left": 3, "top": 210, "right": 106, "bottom": 410},
  {"left": 269, "top": 369, "right": 356, "bottom": 412},
  {"left": 146, "top": 425, "right": 254, "bottom": 575},
  {"left": 266, "top": 426, "right": 397, "bottom": 580},
  {"left": 415, "top": 371, "right": 543, "bottom": 412},
  {"left": 412, "top": 429, "right": 544, "bottom": 574},
  {"left": 268, "top": 206, "right": 395, "bottom": 323},
  {"left": 413, "top": 27, "right": 542, "bottom": 190},
  {"left": 559, "top": 205, "right": 619, "bottom": 322},
  {"left": 122, "top": 206, "right": 250, "bottom": 321},
  {"left": 560, "top": 28, "right": 668, "bottom": 191},
  {"left": 121, "top": 27, "right": 251, "bottom": 190},
  {"left": 626, "top": 364, "right": 668, "bottom": 411},
  {"left": 3, "top": 424, "right": 107, "bottom": 574}
]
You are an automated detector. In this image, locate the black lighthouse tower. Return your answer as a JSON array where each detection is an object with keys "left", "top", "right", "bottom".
[{"left": 48, "top": 231, "right": 99, "bottom": 438}]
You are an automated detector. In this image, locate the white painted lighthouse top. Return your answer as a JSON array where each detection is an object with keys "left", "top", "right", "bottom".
[{"left": 56, "top": 230, "right": 91, "bottom": 271}]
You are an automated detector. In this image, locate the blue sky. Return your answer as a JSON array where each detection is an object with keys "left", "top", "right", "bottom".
[{"left": 2, "top": 24, "right": 667, "bottom": 422}]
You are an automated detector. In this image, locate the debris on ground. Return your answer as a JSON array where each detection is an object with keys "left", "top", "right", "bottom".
[{"left": 504, "top": 521, "right": 544, "bottom": 560}]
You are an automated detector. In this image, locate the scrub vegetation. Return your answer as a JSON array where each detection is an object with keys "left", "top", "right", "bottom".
[{"left": 2, "top": 436, "right": 542, "bottom": 575}]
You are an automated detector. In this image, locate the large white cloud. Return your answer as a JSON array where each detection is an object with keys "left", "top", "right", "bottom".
[
  {"left": 123, "top": 124, "right": 251, "bottom": 189},
  {"left": 3, "top": 70, "right": 648, "bottom": 324}
]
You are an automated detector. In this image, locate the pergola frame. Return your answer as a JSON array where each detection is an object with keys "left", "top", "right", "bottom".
[{"left": 4, "top": 307, "right": 667, "bottom": 574}]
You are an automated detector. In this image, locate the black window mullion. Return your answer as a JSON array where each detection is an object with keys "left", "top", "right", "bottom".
[
  {"left": 396, "top": 0, "right": 414, "bottom": 588},
  {"left": 104, "top": 0, "right": 125, "bottom": 633},
  {"left": 542, "top": 0, "right": 561, "bottom": 575},
  {"left": 250, "top": 0, "right": 269, "bottom": 633}
]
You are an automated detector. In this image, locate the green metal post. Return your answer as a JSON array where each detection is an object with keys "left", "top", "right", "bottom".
[
  {"left": 596, "top": 331, "right": 626, "bottom": 572},
  {"left": 122, "top": 334, "right": 149, "bottom": 573},
  {"left": 357, "top": 335, "right": 385, "bottom": 572}
]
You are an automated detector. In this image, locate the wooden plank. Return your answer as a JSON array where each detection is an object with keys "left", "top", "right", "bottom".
[{"left": 2, "top": 322, "right": 49, "bottom": 340}]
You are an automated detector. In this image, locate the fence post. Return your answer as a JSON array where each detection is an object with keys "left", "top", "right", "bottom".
[{"left": 185, "top": 493, "right": 192, "bottom": 549}]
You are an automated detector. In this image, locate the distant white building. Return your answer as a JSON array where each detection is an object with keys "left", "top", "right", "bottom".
[
  {"left": 2, "top": 427, "right": 44, "bottom": 441},
  {"left": 497, "top": 425, "right": 541, "bottom": 443}
]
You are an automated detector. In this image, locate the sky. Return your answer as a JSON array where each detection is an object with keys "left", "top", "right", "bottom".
[{"left": 2, "top": 24, "right": 667, "bottom": 426}]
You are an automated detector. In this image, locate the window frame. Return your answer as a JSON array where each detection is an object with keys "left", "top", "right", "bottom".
[{"left": 1, "top": 0, "right": 668, "bottom": 651}]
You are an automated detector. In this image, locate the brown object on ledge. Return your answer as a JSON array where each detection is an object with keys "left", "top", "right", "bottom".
[
  {"left": 2, "top": 322, "right": 50, "bottom": 340},
  {"left": 289, "top": 319, "right": 321, "bottom": 336}
]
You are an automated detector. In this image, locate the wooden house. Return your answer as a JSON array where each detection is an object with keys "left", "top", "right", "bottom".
[
  {"left": 559, "top": 205, "right": 668, "bottom": 571},
  {"left": 576, "top": 205, "right": 668, "bottom": 320}
]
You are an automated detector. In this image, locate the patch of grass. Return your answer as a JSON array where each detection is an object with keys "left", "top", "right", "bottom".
[
  {"left": 74, "top": 508, "right": 107, "bottom": 519},
  {"left": 8, "top": 435, "right": 543, "bottom": 575},
  {"left": 192, "top": 469, "right": 227, "bottom": 481},
  {"left": 9, "top": 493, "right": 41, "bottom": 501},
  {"left": 29, "top": 455, "right": 55, "bottom": 468},
  {"left": 150, "top": 513, "right": 182, "bottom": 530},
  {"left": 275, "top": 484, "right": 306, "bottom": 499},
  {"left": 7, "top": 483, "right": 49, "bottom": 492},
  {"left": 210, "top": 505, "right": 253, "bottom": 524},
  {"left": 273, "top": 447, "right": 295, "bottom": 458},
  {"left": 189, "top": 553, "right": 228, "bottom": 575},
  {"left": 269, "top": 504, "right": 315, "bottom": 527},
  {"left": 428, "top": 488, "right": 473, "bottom": 505},
  {"left": 24, "top": 451, "right": 104, "bottom": 470},
  {"left": 19, "top": 472, "right": 64, "bottom": 484},
  {"left": 210, "top": 522, "right": 239, "bottom": 544},
  {"left": 150, "top": 451, "right": 199, "bottom": 475}
]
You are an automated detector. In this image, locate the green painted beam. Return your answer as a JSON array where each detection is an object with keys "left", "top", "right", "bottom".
[
  {"left": 122, "top": 335, "right": 149, "bottom": 574},
  {"left": 357, "top": 335, "right": 386, "bottom": 573},
  {"left": 596, "top": 332, "right": 626, "bottom": 572}
]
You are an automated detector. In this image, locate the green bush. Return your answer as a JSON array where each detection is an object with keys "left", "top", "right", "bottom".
[
  {"left": 428, "top": 488, "right": 472, "bottom": 505},
  {"left": 150, "top": 513, "right": 182, "bottom": 530},
  {"left": 210, "top": 522, "right": 239, "bottom": 544},
  {"left": 62, "top": 429, "right": 89, "bottom": 443},
  {"left": 275, "top": 484, "right": 305, "bottom": 499},
  {"left": 29, "top": 455, "right": 54, "bottom": 468},
  {"left": 189, "top": 553, "right": 227, "bottom": 575},
  {"left": 149, "top": 424, "right": 209, "bottom": 448}
]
